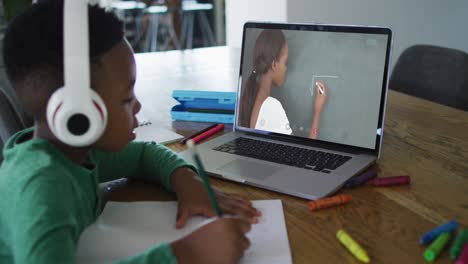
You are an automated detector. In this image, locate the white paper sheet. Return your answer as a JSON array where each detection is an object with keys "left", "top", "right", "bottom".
[
  {"left": 77, "top": 200, "right": 292, "bottom": 264},
  {"left": 134, "top": 121, "right": 183, "bottom": 145}
]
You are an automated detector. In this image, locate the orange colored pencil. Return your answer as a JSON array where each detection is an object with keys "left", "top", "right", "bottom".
[{"left": 307, "top": 194, "right": 352, "bottom": 211}]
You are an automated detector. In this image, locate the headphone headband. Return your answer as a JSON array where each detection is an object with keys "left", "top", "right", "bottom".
[
  {"left": 46, "top": 0, "right": 108, "bottom": 147},
  {"left": 64, "top": 0, "right": 90, "bottom": 99}
]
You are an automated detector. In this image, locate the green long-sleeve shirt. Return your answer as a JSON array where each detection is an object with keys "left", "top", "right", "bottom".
[{"left": 0, "top": 128, "right": 193, "bottom": 263}]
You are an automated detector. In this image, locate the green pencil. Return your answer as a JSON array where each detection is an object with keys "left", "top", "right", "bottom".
[{"left": 187, "top": 140, "right": 223, "bottom": 216}]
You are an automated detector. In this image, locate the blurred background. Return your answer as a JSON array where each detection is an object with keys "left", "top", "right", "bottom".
[{"left": 99, "top": 0, "right": 225, "bottom": 53}]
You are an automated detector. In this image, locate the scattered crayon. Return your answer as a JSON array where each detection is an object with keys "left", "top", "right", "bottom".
[
  {"left": 191, "top": 123, "right": 225, "bottom": 144},
  {"left": 307, "top": 194, "right": 352, "bottom": 211},
  {"left": 345, "top": 170, "right": 377, "bottom": 188},
  {"left": 367, "top": 175, "right": 410, "bottom": 186},
  {"left": 336, "top": 229, "right": 370, "bottom": 263},
  {"left": 424, "top": 232, "right": 451, "bottom": 262},
  {"left": 180, "top": 123, "right": 219, "bottom": 144},
  {"left": 451, "top": 229, "right": 468, "bottom": 260},
  {"left": 419, "top": 220, "right": 458, "bottom": 245},
  {"left": 455, "top": 244, "right": 468, "bottom": 264}
]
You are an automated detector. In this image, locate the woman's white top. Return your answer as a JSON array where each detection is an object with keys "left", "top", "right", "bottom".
[{"left": 254, "top": 97, "right": 292, "bottom": 135}]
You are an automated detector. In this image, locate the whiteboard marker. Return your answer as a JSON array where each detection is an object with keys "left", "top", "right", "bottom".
[{"left": 316, "top": 82, "right": 324, "bottom": 95}]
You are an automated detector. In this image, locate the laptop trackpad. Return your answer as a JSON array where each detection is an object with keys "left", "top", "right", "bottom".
[{"left": 217, "top": 159, "right": 278, "bottom": 180}]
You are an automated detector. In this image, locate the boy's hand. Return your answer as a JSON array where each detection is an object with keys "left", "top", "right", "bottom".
[
  {"left": 170, "top": 217, "right": 251, "bottom": 264},
  {"left": 171, "top": 168, "right": 261, "bottom": 229}
]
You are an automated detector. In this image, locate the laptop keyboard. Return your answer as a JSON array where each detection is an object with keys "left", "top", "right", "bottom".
[{"left": 212, "top": 137, "right": 352, "bottom": 173}]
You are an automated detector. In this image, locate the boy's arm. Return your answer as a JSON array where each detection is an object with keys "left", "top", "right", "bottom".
[
  {"left": 13, "top": 171, "right": 179, "bottom": 263},
  {"left": 112, "top": 243, "right": 177, "bottom": 264},
  {"left": 13, "top": 174, "right": 82, "bottom": 264},
  {"left": 94, "top": 141, "right": 195, "bottom": 191}
]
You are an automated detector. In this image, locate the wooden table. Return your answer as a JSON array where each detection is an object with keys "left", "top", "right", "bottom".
[{"left": 110, "top": 46, "right": 468, "bottom": 263}]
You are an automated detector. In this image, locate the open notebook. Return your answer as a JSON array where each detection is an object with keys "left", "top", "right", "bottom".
[
  {"left": 76, "top": 200, "right": 292, "bottom": 264},
  {"left": 134, "top": 120, "right": 183, "bottom": 145}
]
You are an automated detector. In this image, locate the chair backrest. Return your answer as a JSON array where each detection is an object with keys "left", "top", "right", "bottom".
[
  {"left": 0, "top": 88, "right": 25, "bottom": 164},
  {"left": 389, "top": 45, "right": 468, "bottom": 111}
]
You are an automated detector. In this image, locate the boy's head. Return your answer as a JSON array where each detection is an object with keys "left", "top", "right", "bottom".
[{"left": 3, "top": 0, "right": 142, "bottom": 151}]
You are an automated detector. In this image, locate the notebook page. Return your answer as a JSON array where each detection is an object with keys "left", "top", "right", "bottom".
[
  {"left": 76, "top": 200, "right": 292, "bottom": 264},
  {"left": 134, "top": 120, "right": 183, "bottom": 145}
]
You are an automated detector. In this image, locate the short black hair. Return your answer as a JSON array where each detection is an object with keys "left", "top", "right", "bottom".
[{"left": 2, "top": 0, "right": 124, "bottom": 118}]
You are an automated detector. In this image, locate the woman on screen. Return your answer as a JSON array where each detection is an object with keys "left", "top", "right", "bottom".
[{"left": 238, "top": 29, "right": 328, "bottom": 139}]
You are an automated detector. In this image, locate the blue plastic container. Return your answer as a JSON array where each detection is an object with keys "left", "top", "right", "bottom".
[{"left": 171, "top": 90, "right": 236, "bottom": 123}]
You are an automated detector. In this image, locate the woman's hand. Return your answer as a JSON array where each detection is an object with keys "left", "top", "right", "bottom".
[
  {"left": 314, "top": 81, "right": 328, "bottom": 114},
  {"left": 308, "top": 81, "right": 328, "bottom": 139}
]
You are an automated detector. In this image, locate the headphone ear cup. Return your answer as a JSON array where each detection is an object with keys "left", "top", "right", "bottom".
[
  {"left": 46, "top": 87, "right": 66, "bottom": 138},
  {"left": 46, "top": 87, "right": 108, "bottom": 147},
  {"left": 89, "top": 89, "right": 108, "bottom": 131}
]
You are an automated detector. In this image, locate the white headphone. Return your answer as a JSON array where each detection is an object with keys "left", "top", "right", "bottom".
[{"left": 46, "top": 0, "right": 107, "bottom": 147}]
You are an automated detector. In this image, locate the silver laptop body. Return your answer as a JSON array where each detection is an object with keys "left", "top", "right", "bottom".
[{"left": 180, "top": 22, "right": 393, "bottom": 200}]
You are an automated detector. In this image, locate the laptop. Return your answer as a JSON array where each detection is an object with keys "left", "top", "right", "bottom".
[{"left": 180, "top": 22, "right": 393, "bottom": 200}]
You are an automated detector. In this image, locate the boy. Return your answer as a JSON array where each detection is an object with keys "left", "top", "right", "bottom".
[{"left": 0, "top": 1, "right": 260, "bottom": 263}]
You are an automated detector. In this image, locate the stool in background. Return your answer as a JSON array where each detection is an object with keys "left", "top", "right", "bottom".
[
  {"left": 144, "top": 5, "right": 182, "bottom": 52},
  {"left": 110, "top": 1, "right": 147, "bottom": 52},
  {"left": 180, "top": 1, "right": 216, "bottom": 49}
]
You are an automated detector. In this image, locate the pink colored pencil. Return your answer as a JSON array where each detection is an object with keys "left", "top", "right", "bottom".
[{"left": 367, "top": 175, "right": 410, "bottom": 186}]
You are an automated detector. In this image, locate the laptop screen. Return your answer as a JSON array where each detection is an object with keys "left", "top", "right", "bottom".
[{"left": 236, "top": 23, "right": 392, "bottom": 152}]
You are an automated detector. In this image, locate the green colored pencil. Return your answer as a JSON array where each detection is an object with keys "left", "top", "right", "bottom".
[{"left": 187, "top": 140, "right": 223, "bottom": 216}]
